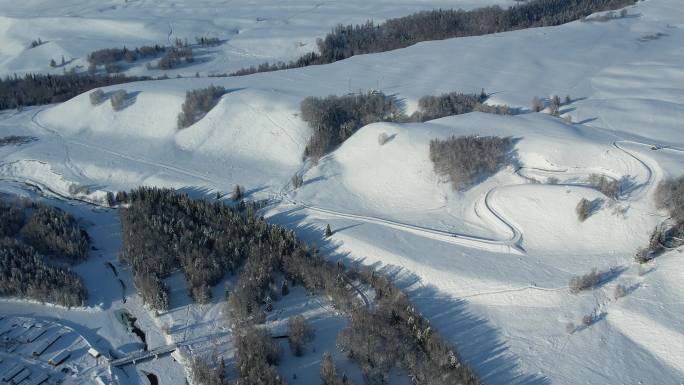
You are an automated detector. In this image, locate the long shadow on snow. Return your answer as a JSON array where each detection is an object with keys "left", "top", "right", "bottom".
[{"left": 267, "top": 209, "right": 550, "bottom": 385}]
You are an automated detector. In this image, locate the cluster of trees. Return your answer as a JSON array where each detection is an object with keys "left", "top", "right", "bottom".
[
  {"left": 568, "top": 268, "right": 602, "bottom": 293},
  {"left": 230, "top": 0, "right": 635, "bottom": 76},
  {"left": 321, "top": 352, "right": 356, "bottom": 385},
  {"left": 196, "top": 36, "right": 221, "bottom": 46},
  {"left": 87, "top": 45, "right": 166, "bottom": 73},
  {"left": 0, "top": 199, "right": 88, "bottom": 307},
  {"left": 337, "top": 271, "right": 481, "bottom": 385},
  {"left": 110, "top": 89, "right": 129, "bottom": 111},
  {"left": 157, "top": 38, "right": 194, "bottom": 70},
  {"left": 119, "top": 187, "right": 269, "bottom": 309},
  {"left": 157, "top": 47, "right": 194, "bottom": 70},
  {"left": 0, "top": 135, "right": 36, "bottom": 147},
  {"left": 410, "top": 91, "right": 510, "bottom": 122},
  {"left": 299, "top": 90, "right": 510, "bottom": 162},
  {"left": 300, "top": 92, "right": 403, "bottom": 161},
  {"left": 30, "top": 38, "right": 45, "bottom": 48},
  {"left": 177, "top": 85, "right": 226, "bottom": 129},
  {"left": 587, "top": 173, "right": 620, "bottom": 199},
  {"left": 233, "top": 326, "right": 283, "bottom": 385},
  {"left": 637, "top": 176, "right": 684, "bottom": 262},
  {"left": 120, "top": 188, "right": 480, "bottom": 384},
  {"left": 189, "top": 355, "right": 226, "bottom": 385},
  {"left": 429, "top": 135, "right": 513, "bottom": 189},
  {"left": 0, "top": 238, "right": 87, "bottom": 307},
  {"left": 576, "top": 197, "right": 594, "bottom": 222},
  {"left": 229, "top": 52, "right": 320, "bottom": 77},
  {"left": 288, "top": 315, "right": 315, "bottom": 356},
  {"left": 0, "top": 72, "right": 149, "bottom": 110}
]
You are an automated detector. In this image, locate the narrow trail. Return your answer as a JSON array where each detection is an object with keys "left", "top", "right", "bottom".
[{"left": 30, "top": 109, "right": 216, "bottom": 186}]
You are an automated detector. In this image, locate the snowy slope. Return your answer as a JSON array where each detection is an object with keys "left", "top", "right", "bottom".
[
  {"left": 0, "top": 0, "right": 515, "bottom": 78},
  {"left": 2, "top": 0, "right": 684, "bottom": 384}
]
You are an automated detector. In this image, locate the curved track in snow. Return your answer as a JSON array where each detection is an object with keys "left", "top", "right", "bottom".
[{"left": 275, "top": 139, "right": 660, "bottom": 257}]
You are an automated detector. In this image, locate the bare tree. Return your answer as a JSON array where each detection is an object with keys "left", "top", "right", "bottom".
[
  {"left": 576, "top": 198, "right": 593, "bottom": 221},
  {"left": 532, "top": 96, "right": 543, "bottom": 112},
  {"left": 89, "top": 89, "right": 105, "bottom": 105},
  {"left": 288, "top": 315, "right": 315, "bottom": 356},
  {"left": 569, "top": 268, "right": 602, "bottom": 293},
  {"left": 110, "top": 89, "right": 128, "bottom": 111}
]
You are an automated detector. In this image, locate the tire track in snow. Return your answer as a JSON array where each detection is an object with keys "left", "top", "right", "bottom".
[{"left": 31, "top": 110, "right": 216, "bottom": 186}]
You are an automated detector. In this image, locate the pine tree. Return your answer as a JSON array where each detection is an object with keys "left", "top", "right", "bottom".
[
  {"left": 325, "top": 224, "right": 333, "bottom": 237},
  {"left": 233, "top": 185, "right": 244, "bottom": 201}
]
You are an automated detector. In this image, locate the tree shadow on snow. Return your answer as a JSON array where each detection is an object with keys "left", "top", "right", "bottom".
[{"left": 266, "top": 209, "right": 551, "bottom": 385}]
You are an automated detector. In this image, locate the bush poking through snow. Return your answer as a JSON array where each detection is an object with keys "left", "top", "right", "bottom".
[
  {"left": 288, "top": 315, "right": 315, "bottom": 356},
  {"left": 588, "top": 173, "right": 620, "bottom": 199},
  {"left": 89, "top": 89, "right": 105, "bottom": 105},
  {"left": 576, "top": 198, "right": 593, "bottom": 221},
  {"left": 292, "top": 173, "right": 304, "bottom": 189},
  {"left": 581, "top": 313, "right": 594, "bottom": 327},
  {"left": 378, "top": 132, "right": 390, "bottom": 145},
  {"left": 532, "top": 96, "right": 543, "bottom": 112},
  {"left": 569, "top": 268, "right": 602, "bottom": 293},
  {"left": 565, "top": 322, "right": 576, "bottom": 334},
  {"left": 110, "top": 89, "right": 128, "bottom": 111},
  {"left": 614, "top": 284, "right": 627, "bottom": 300},
  {"left": 177, "top": 85, "right": 225, "bottom": 129},
  {"left": 429, "top": 135, "right": 513, "bottom": 189}
]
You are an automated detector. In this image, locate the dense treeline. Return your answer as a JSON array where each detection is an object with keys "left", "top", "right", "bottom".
[
  {"left": 231, "top": 0, "right": 635, "bottom": 76},
  {"left": 0, "top": 199, "right": 89, "bottom": 262},
  {"left": 0, "top": 199, "right": 88, "bottom": 307},
  {"left": 119, "top": 187, "right": 266, "bottom": 308},
  {"left": 120, "top": 188, "right": 480, "bottom": 384},
  {"left": 0, "top": 238, "right": 87, "bottom": 307},
  {"left": 88, "top": 45, "right": 166, "bottom": 66},
  {"left": 0, "top": 73, "right": 149, "bottom": 110},
  {"left": 337, "top": 272, "right": 481, "bottom": 385},
  {"left": 429, "top": 135, "right": 514, "bottom": 189},
  {"left": 21, "top": 204, "right": 89, "bottom": 262},
  {"left": 300, "top": 92, "right": 402, "bottom": 161}
]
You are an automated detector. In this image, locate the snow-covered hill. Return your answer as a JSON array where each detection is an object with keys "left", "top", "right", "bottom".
[{"left": 1, "top": 0, "right": 684, "bottom": 384}]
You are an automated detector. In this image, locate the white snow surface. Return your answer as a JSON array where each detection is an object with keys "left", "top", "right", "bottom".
[{"left": 1, "top": 0, "right": 684, "bottom": 384}]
